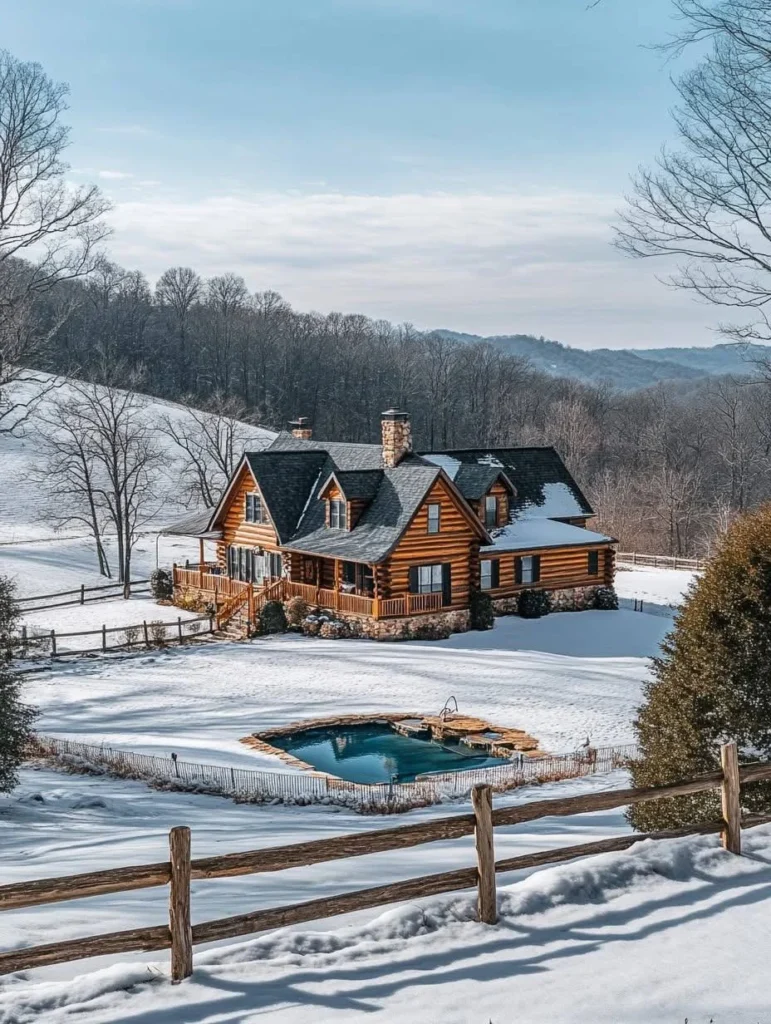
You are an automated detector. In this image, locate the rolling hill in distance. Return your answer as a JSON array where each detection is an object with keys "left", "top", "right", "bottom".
[{"left": 435, "top": 330, "right": 770, "bottom": 389}]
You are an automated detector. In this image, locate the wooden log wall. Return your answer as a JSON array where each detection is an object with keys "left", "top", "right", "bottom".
[
  {"left": 382, "top": 477, "right": 481, "bottom": 607},
  {"left": 215, "top": 464, "right": 281, "bottom": 568},
  {"left": 481, "top": 544, "right": 614, "bottom": 597}
]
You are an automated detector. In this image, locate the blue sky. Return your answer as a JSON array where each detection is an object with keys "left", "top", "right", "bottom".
[{"left": 2, "top": 0, "right": 717, "bottom": 348}]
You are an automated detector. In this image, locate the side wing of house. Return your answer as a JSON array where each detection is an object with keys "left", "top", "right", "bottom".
[{"left": 381, "top": 475, "right": 487, "bottom": 609}]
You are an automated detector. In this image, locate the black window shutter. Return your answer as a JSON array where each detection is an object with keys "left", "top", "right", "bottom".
[
  {"left": 515, "top": 557, "right": 523, "bottom": 584},
  {"left": 588, "top": 550, "right": 599, "bottom": 575},
  {"left": 532, "top": 555, "right": 541, "bottom": 583},
  {"left": 441, "top": 563, "right": 452, "bottom": 605},
  {"left": 491, "top": 559, "right": 500, "bottom": 589},
  {"left": 409, "top": 566, "right": 419, "bottom": 593}
]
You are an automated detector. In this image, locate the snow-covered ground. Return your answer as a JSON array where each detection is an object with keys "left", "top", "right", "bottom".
[
  {"left": 23, "top": 608, "right": 670, "bottom": 765},
  {"left": 1, "top": 767, "right": 769, "bottom": 1023},
  {"left": 615, "top": 564, "right": 697, "bottom": 611}
]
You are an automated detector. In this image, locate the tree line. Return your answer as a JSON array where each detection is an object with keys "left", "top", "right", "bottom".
[{"left": 11, "top": 257, "right": 771, "bottom": 560}]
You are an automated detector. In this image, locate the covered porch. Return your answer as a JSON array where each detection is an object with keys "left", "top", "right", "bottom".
[{"left": 170, "top": 558, "right": 445, "bottom": 621}]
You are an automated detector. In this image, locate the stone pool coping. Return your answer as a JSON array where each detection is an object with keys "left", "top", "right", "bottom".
[{"left": 240, "top": 711, "right": 544, "bottom": 777}]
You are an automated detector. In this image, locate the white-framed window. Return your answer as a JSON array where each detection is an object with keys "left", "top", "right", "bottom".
[
  {"left": 418, "top": 564, "right": 443, "bottom": 594},
  {"left": 484, "top": 495, "right": 498, "bottom": 528},
  {"left": 481, "top": 559, "right": 492, "bottom": 590},
  {"left": 521, "top": 555, "right": 535, "bottom": 584},
  {"left": 427, "top": 503, "right": 441, "bottom": 534},
  {"left": 245, "top": 493, "right": 264, "bottom": 523},
  {"left": 329, "top": 499, "right": 346, "bottom": 529}
]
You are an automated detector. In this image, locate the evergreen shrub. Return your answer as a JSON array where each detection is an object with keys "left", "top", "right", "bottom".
[
  {"left": 518, "top": 589, "right": 551, "bottom": 619},
  {"left": 260, "top": 600, "right": 287, "bottom": 634},
  {"left": 469, "top": 590, "right": 494, "bottom": 630},
  {"left": 630, "top": 507, "right": 771, "bottom": 831},
  {"left": 150, "top": 568, "right": 173, "bottom": 602},
  {"left": 0, "top": 575, "right": 37, "bottom": 793},
  {"left": 593, "top": 586, "right": 618, "bottom": 610}
]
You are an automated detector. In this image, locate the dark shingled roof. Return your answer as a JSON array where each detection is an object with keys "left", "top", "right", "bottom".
[
  {"left": 419, "top": 446, "right": 593, "bottom": 519},
  {"left": 329, "top": 469, "right": 384, "bottom": 503},
  {"left": 159, "top": 508, "right": 220, "bottom": 538},
  {"left": 269, "top": 432, "right": 385, "bottom": 470},
  {"left": 243, "top": 450, "right": 328, "bottom": 544},
  {"left": 285, "top": 463, "right": 444, "bottom": 563},
  {"left": 452, "top": 464, "right": 514, "bottom": 502}
]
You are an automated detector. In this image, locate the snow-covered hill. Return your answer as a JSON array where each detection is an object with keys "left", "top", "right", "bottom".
[{"left": 0, "top": 371, "right": 276, "bottom": 545}]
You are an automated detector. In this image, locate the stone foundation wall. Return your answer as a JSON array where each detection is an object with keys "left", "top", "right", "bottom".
[
  {"left": 340, "top": 608, "right": 471, "bottom": 641},
  {"left": 493, "top": 585, "right": 606, "bottom": 617}
]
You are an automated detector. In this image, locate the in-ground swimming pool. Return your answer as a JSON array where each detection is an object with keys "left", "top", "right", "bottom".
[{"left": 269, "top": 722, "right": 510, "bottom": 784}]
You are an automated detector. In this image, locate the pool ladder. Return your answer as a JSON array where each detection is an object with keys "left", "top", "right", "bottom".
[{"left": 439, "top": 695, "right": 458, "bottom": 721}]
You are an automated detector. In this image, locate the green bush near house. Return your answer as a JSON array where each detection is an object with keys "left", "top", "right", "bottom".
[
  {"left": 593, "top": 586, "right": 618, "bottom": 610},
  {"left": 469, "top": 590, "right": 494, "bottom": 630},
  {"left": 518, "top": 589, "right": 551, "bottom": 619},
  {"left": 260, "top": 600, "right": 288, "bottom": 634},
  {"left": 629, "top": 507, "right": 771, "bottom": 832},
  {"left": 150, "top": 568, "right": 173, "bottom": 602}
]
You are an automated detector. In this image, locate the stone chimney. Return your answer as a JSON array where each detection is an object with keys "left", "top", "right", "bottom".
[
  {"left": 381, "top": 409, "right": 412, "bottom": 468},
  {"left": 289, "top": 416, "right": 312, "bottom": 440}
]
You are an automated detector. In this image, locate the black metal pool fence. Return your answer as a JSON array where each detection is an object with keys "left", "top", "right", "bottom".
[{"left": 30, "top": 734, "right": 640, "bottom": 814}]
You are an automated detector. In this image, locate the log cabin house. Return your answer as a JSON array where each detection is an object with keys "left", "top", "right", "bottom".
[{"left": 170, "top": 410, "right": 615, "bottom": 638}]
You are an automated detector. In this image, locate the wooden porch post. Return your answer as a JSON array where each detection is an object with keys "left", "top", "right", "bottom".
[
  {"left": 372, "top": 563, "right": 380, "bottom": 619},
  {"left": 334, "top": 559, "right": 340, "bottom": 610},
  {"left": 198, "top": 538, "right": 204, "bottom": 568}
]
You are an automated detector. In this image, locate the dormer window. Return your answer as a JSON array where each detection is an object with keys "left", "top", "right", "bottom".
[
  {"left": 484, "top": 495, "right": 499, "bottom": 528},
  {"left": 245, "top": 493, "right": 265, "bottom": 523},
  {"left": 329, "top": 499, "right": 347, "bottom": 529}
]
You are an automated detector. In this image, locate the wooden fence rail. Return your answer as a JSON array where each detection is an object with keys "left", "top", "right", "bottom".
[
  {"left": 616, "top": 551, "right": 705, "bottom": 571},
  {"left": 2, "top": 743, "right": 770, "bottom": 981},
  {"left": 12, "top": 614, "right": 214, "bottom": 658},
  {"left": 17, "top": 578, "right": 152, "bottom": 613}
]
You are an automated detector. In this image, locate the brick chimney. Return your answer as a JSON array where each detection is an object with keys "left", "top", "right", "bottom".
[
  {"left": 381, "top": 409, "right": 412, "bottom": 468},
  {"left": 289, "top": 416, "right": 312, "bottom": 440}
]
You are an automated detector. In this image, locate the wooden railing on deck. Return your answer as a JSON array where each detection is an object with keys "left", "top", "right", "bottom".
[{"left": 174, "top": 568, "right": 447, "bottom": 620}]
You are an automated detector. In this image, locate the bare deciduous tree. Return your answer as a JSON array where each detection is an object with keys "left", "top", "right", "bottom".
[
  {"left": 0, "top": 50, "right": 108, "bottom": 432},
  {"left": 37, "top": 377, "right": 163, "bottom": 589},
  {"left": 161, "top": 394, "right": 257, "bottom": 507}
]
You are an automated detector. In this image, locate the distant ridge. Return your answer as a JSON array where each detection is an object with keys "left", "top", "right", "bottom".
[{"left": 433, "top": 330, "right": 769, "bottom": 390}]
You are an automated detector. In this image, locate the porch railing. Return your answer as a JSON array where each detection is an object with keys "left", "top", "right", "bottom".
[{"left": 172, "top": 568, "right": 447, "bottom": 620}]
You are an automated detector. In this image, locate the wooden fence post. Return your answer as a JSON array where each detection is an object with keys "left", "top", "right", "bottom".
[
  {"left": 169, "top": 826, "right": 193, "bottom": 983},
  {"left": 178, "top": 617, "right": 183, "bottom": 642},
  {"left": 721, "top": 741, "right": 741, "bottom": 855},
  {"left": 471, "top": 784, "right": 497, "bottom": 924},
  {"left": 101, "top": 625, "right": 107, "bottom": 653},
  {"left": 50, "top": 630, "right": 56, "bottom": 658},
  {"left": 143, "top": 620, "right": 149, "bottom": 648},
  {"left": 80, "top": 584, "right": 85, "bottom": 605}
]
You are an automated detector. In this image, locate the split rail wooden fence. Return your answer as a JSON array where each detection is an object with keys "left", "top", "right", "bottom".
[
  {"left": 616, "top": 551, "right": 705, "bottom": 571},
  {"left": 13, "top": 614, "right": 214, "bottom": 658},
  {"left": 16, "top": 578, "right": 151, "bottom": 614},
  {"left": 1, "top": 742, "right": 769, "bottom": 984}
]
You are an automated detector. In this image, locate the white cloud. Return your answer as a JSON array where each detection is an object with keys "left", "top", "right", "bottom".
[
  {"left": 98, "top": 170, "right": 134, "bottom": 180},
  {"left": 106, "top": 189, "right": 715, "bottom": 348}
]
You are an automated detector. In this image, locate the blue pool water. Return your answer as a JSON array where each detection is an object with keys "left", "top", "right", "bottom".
[{"left": 269, "top": 722, "right": 510, "bottom": 784}]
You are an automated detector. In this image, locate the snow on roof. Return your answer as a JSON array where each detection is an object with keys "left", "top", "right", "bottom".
[
  {"left": 517, "top": 482, "right": 586, "bottom": 520},
  {"left": 481, "top": 517, "right": 613, "bottom": 553},
  {"left": 477, "top": 453, "right": 504, "bottom": 468},
  {"left": 420, "top": 453, "right": 462, "bottom": 480}
]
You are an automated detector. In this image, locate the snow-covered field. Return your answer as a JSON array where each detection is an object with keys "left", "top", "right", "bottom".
[
  {"left": 1, "top": 766, "right": 769, "bottom": 1023},
  {"left": 23, "top": 608, "right": 670, "bottom": 765},
  {"left": 1, "top": 389, "right": 723, "bottom": 1024}
]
